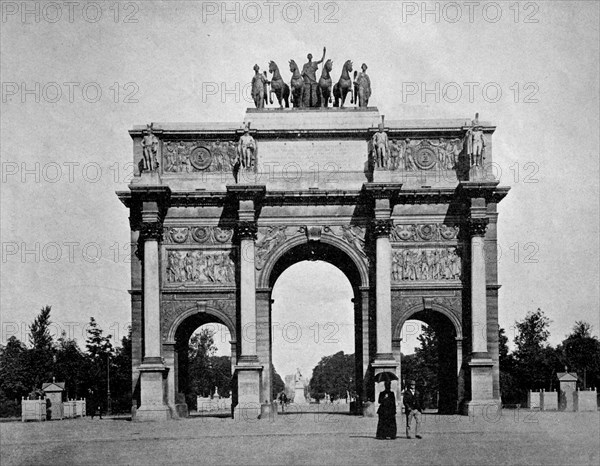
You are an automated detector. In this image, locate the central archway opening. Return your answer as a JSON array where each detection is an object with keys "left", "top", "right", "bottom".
[{"left": 272, "top": 260, "right": 355, "bottom": 412}]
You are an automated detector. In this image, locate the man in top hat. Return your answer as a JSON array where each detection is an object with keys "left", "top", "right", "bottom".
[{"left": 403, "top": 380, "right": 423, "bottom": 439}]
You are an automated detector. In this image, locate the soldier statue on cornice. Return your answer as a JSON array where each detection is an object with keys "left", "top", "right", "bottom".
[{"left": 141, "top": 123, "right": 159, "bottom": 172}]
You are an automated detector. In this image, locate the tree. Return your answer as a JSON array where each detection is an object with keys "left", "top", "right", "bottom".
[
  {"left": 29, "top": 305, "right": 53, "bottom": 350},
  {"left": 513, "top": 309, "right": 562, "bottom": 393},
  {"left": 401, "top": 325, "right": 439, "bottom": 408},
  {"left": 0, "top": 337, "right": 30, "bottom": 401},
  {"left": 111, "top": 329, "right": 133, "bottom": 413},
  {"left": 309, "top": 351, "right": 354, "bottom": 400},
  {"left": 498, "top": 327, "right": 520, "bottom": 404},
  {"left": 187, "top": 327, "right": 220, "bottom": 403},
  {"left": 272, "top": 365, "right": 285, "bottom": 399},
  {"left": 85, "top": 317, "right": 114, "bottom": 408},
  {"left": 54, "top": 332, "right": 87, "bottom": 399},
  {"left": 27, "top": 306, "right": 55, "bottom": 390},
  {"left": 561, "top": 321, "right": 600, "bottom": 389}
]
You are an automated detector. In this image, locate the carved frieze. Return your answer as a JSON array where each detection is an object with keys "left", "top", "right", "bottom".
[
  {"left": 391, "top": 247, "right": 462, "bottom": 282},
  {"left": 374, "top": 138, "right": 464, "bottom": 172},
  {"left": 253, "top": 224, "right": 368, "bottom": 270},
  {"left": 390, "top": 223, "right": 459, "bottom": 242},
  {"left": 163, "top": 226, "right": 234, "bottom": 245},
  {"left": 163, "top": 140, "right": 237, "bottom": 173},
  {"left": 166, "top": 250, "right": 235, "bottom": 286},
  {"left": 324, "top": 225, "right": 367, "bottom": 259},
  {"left": 256, "top": 225, "right": 290, "bottom": 270}
]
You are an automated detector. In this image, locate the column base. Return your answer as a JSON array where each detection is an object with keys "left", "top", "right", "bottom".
[
  {"left": 462, "top": 399, "right": 501, "bottom": 417},
  {"left": 233, "top": 363, "right": 263, "bottom": 421},
  {"left": 134, "top": 405, "right": 172, "bottom": 422},
  {"left": 135, "top": 362, "right": 171, "bottom": 422},
  {"left": 464, "top": 357, "right": 497, "bottom": 417}
]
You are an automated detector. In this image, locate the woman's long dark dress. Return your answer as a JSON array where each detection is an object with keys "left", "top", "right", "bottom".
[{"left": 376, "top": 389, "right": 397, "bottom": 439}]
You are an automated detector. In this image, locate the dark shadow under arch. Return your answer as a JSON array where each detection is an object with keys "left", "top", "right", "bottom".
[
  {"left": 397, "top": 308, "right": 460, "bottom": 414},
  {"left": 174, "top": 312, "right": 235, "bottom": 413}
]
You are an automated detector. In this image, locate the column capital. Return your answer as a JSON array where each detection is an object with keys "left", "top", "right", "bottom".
[
  {"left": 236, "top": 221, "right": 258, "bottom": 240},
  {"left": 468, "top": 217, "right": 489, "bottom": 237},
  {"left": 373, "top": 219, "right": 393, "bottom": 237},
  {"left": 140, "top": 222, "right": 164, "bottom": 242}
]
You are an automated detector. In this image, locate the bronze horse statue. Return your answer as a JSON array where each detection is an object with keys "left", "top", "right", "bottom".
[
  {"left": 333, "top": 60, "right": 354, "bottom": 108},
  {"left": 268, "top": 61, "right": 290, "bottom": 108},
  {"left": 318, "top": 59, "right": 333, "bottom": 108},
  {"left": 289, "top": 59, "right": 304, "bottom": 108}
]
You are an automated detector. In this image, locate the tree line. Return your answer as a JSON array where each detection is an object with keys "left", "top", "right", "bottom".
[
  {"left": 0, "top": 308, "right": 288, "bottom": 417},
  {"left": 307, "top": 309, "right": 600, "bottom": 408},
  {"left": 0, "top": 306, "right": 132, "bottom": 417}
]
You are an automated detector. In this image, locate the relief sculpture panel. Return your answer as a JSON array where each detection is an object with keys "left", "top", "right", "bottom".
[
  {"left": 166, "top": 250, "right": 235, "bottom": 286},
  {"left": 163, "top": 140, "right": 237, "bottom": 173},
  {"left": 370, "top": 138, "right": 464, "bottom": 172},
  {"left": 392, "top": 247, "right": 461, "bottom": 282}
]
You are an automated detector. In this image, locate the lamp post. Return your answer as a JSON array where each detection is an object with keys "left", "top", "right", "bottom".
[{"left": 106, "top": 354, "right": 111, "bottom": 416}]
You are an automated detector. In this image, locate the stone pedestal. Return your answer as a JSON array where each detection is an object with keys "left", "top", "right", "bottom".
[
  {"left": 234, "top": 367, "right": 262, "bottom": 421},
  {"left": 464, "top": 358, "right": 496, "bottom": 416},
  {"left": 135, "top": 363, "right": 170, "bottom": 421}
]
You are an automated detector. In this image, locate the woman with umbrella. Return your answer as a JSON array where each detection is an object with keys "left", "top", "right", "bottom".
[{"left": 375, "top": 372, "right": 398, "bottom": 440}]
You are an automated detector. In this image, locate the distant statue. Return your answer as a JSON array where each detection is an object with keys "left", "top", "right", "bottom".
[
  {"left": 289, "top": 59, "right": 304, "bottom": 108},
  {"left": 354, "top": 63, "right": 371, "bottom": 107},
  {"left": 372, "top": 123, "right": 389, "bottom": 169},
  {"left": 251, "top": 64, "right": 268, "bottom": 108},
  {"left": 466, "top": 113, "right": 485, "bottom": 167},
  {"left": 141, "top": 123, "right": 159, "bottom": 172},
  {"left": 333, "top": 60, "right": 354, "bottom": 108},
  {"left": 268, "top": 61, "right": 290, "bottom": 108},
  {"left": 295, "top": 368, "right": 304, "bottom": 385},
  {"left": 301, "top": 47, "right": 326, "bottom": 107},
  {"left": 237, "top": 125, "right": 257, "bottom": 169},
  {"left": 318, "top": 59, "right": 333, "bottom": 107}
]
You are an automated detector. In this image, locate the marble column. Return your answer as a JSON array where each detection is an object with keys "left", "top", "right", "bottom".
[
  {"left": 370, "top": 208, "right": 398, "bottom": 414},
  {"left": 465, "top": 216, "right": 496, "bottom": 415},
  {"left": 234, "top": 212, "right": 263, "bottom": 420},
  {"left": 136, "top": 211, "right": 170, "bottom": 421}
]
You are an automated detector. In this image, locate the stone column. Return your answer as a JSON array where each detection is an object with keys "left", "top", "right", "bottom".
[
  {"left": 392, "top": 338, "right": 402, "bottom": 403},
  {"left": 234, "top": 207, "right": 263, "bottom": 420},
  {"left": 136, "top": 207, "right": 170, "bottom": 421},
  {"left": 370, "top": 202, "right": 398, "bottom": 414},
  {"left": 465, "top": 216, "right": 495, "bottom": 415}
]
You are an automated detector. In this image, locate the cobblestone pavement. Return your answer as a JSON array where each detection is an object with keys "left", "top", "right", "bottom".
[{"left": 1, "top": 410, "right": 598, "bottom": 465}]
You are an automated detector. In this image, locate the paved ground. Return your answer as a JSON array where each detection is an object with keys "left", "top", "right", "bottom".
[{"left": 1, "top": 408, "right": 598, "bottom": 465}]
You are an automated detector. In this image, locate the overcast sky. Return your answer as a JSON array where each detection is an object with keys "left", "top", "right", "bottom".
[{"left": 1, "top": 2, "right": 599, "bottom": 377}]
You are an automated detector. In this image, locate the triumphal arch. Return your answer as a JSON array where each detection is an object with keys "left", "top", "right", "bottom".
[{"left": 118, "top": 98, "right": 508, "bottom": 420}]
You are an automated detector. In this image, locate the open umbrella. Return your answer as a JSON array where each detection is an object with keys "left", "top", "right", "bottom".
[{"left": 374, "top": 371, "right": 399, "bottom": 383}]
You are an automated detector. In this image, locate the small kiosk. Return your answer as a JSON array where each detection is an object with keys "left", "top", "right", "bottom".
[
  {"left": 557, "top": 372, "right": 578, "bottom": 411},
  {"left": 42, "top": 381, "right": 65, "bottom": 420}
]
